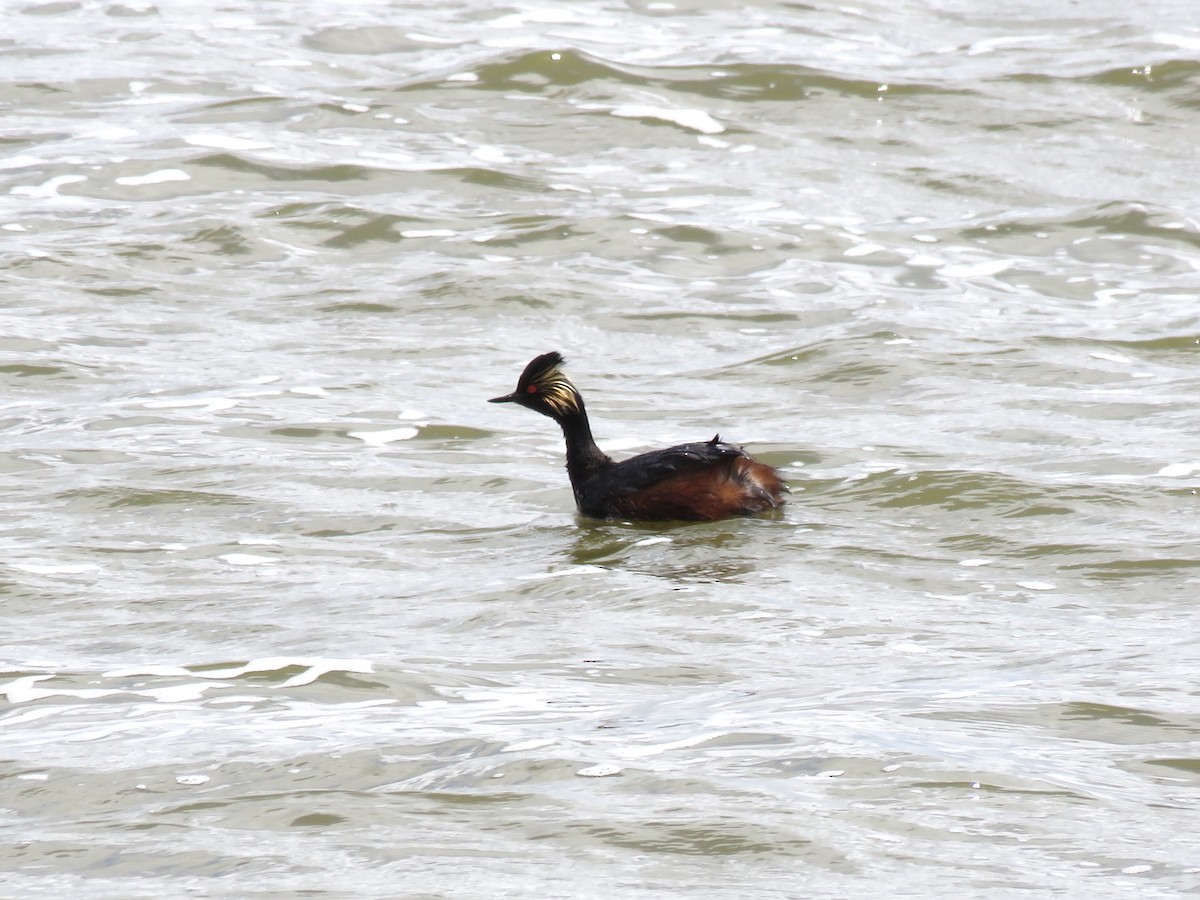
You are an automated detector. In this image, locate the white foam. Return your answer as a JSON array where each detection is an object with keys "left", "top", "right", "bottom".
[
  {"left": 472, "top": 145, "right": 508, "bottom": 162},
  {"left": 941, "top": 258, "right": 1013, "bottom": 278},
  {"left": 399, "top": 229, "right": 455, "bottom": 238},
  {"left": 1, "top": 675, "right": 118, "bottom": 704},
  {"left": 1157, "top": 462, "right": 1200, "bottom": 478},
  {"left": 406, "top": 32, "right": 458, "bottom": 44},
  {"left": 0, "top": 154, "right": 45, "bottom": 170},
  {"left": 515, "top": 565, "right": 605, "bottom": 581},
  {"left": 844, "top": 242, "right": 887, "bottom": 258},
  {"left": 140, "top": 397, "right": 239, "bottom": 412},
  {"left": 143, "top": 683, "right": 220, "bottom": 703},
  {"left": 610, "top": 104, "right": 724, "bottom": 134},
  {"left": 576, "top": 763, "right": 623, "bottom": 777},
  {"left": 11, "top": 563, "right": 99, "bottom": 575},
  {"left": 184, "top": 133, "right": 272, "bottom": 151},
  {"left": 103, "top": 665, "right": 191, "bottom": 678},
  {"left": 502, "top": 738, "right": 558, "bottom": 753},
  {"left": 194, "top": 657, "right": 374, "bottom": 680},
  {"left": 278, "top": 660, "right": 373, "bottom": 688},
  {"left": 115, "top": 169, "right": 190, "bottom": 186},
  {"left": 257, "top": 58, "right": 310, "bottom": 69},
  {"left": 348, "top": 426, "right": 419, "bottom": 445},
  {"left": 218, "top": 553, "right": 276, "bottom": 566},
  {"left": 11, "top": 174, "right": 87, "bottom": 198},
  {"left": 613, "top": 733, "right": 718, "bottom": 760},
  {"left": 84, "top": 125, "right": 139, "bottom": 140}
]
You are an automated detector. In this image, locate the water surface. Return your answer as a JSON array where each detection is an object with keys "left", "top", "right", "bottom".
[{"left": 3, "top": 1, "right": 1200, "bottom": 897}]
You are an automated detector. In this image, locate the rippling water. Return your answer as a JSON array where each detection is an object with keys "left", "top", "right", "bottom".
[{"left": 3, "top": 1, "right": 1200, "bottom": 896}]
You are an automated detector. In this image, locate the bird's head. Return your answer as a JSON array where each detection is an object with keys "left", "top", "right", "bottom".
[{"left": 489, "top": 351, "right": 583, "bottom": 420}]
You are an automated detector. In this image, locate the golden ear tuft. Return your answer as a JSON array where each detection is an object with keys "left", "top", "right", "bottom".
[
  {"left": 510, "top": 352, "right": 580, "bottom": 416},
  {"left": 516, "top": 351, "right": 566, "bottom": 392}
]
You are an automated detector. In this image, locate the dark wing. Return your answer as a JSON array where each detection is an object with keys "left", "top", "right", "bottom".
[{"left": 607, "top": 434, "right": 747, "bottom": 495}]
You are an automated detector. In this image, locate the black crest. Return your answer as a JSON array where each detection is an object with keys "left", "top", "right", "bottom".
[{"left": 516, "top": 351, "right": 566, "bottom": 392}]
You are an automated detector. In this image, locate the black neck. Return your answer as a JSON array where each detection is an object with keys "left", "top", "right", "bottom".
[{"left": 555, "top": 398, "right": 610, "bottom": 492}]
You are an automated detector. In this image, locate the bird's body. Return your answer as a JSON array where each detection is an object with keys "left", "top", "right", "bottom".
[{"left": 489, "top": 352, "right": 786, "bottom": 522}]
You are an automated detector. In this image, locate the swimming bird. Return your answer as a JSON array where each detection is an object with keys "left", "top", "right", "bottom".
[{"left": 489, "top": 352, "right": 786, "bottom": 521}]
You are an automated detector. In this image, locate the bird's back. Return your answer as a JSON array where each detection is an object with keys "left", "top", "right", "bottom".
[{"left": 577, "top": 436, "right": 786, "bottom": 521}]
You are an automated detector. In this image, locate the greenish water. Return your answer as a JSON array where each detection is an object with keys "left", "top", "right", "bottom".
[{"left": 2, "top": 1, "right": 1199, "bottom": 897}]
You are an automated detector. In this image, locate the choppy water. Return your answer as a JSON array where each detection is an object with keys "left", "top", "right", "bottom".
[{"left": 3, "top": 1, "right": 1200, "bottom": 897}]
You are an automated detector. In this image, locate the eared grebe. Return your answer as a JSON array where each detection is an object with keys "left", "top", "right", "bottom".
[{"left": 489, "top": 352, "right": 787, "bottom": 521}]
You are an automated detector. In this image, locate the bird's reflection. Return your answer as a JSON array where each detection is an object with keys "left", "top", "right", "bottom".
[{"left": 564, "top": 514, "right": 787, "bottom": 585}]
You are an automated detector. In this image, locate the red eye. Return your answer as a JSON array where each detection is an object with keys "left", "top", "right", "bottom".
[{"left": 526, "top": 385, "right": 538, "bottom": 393}]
